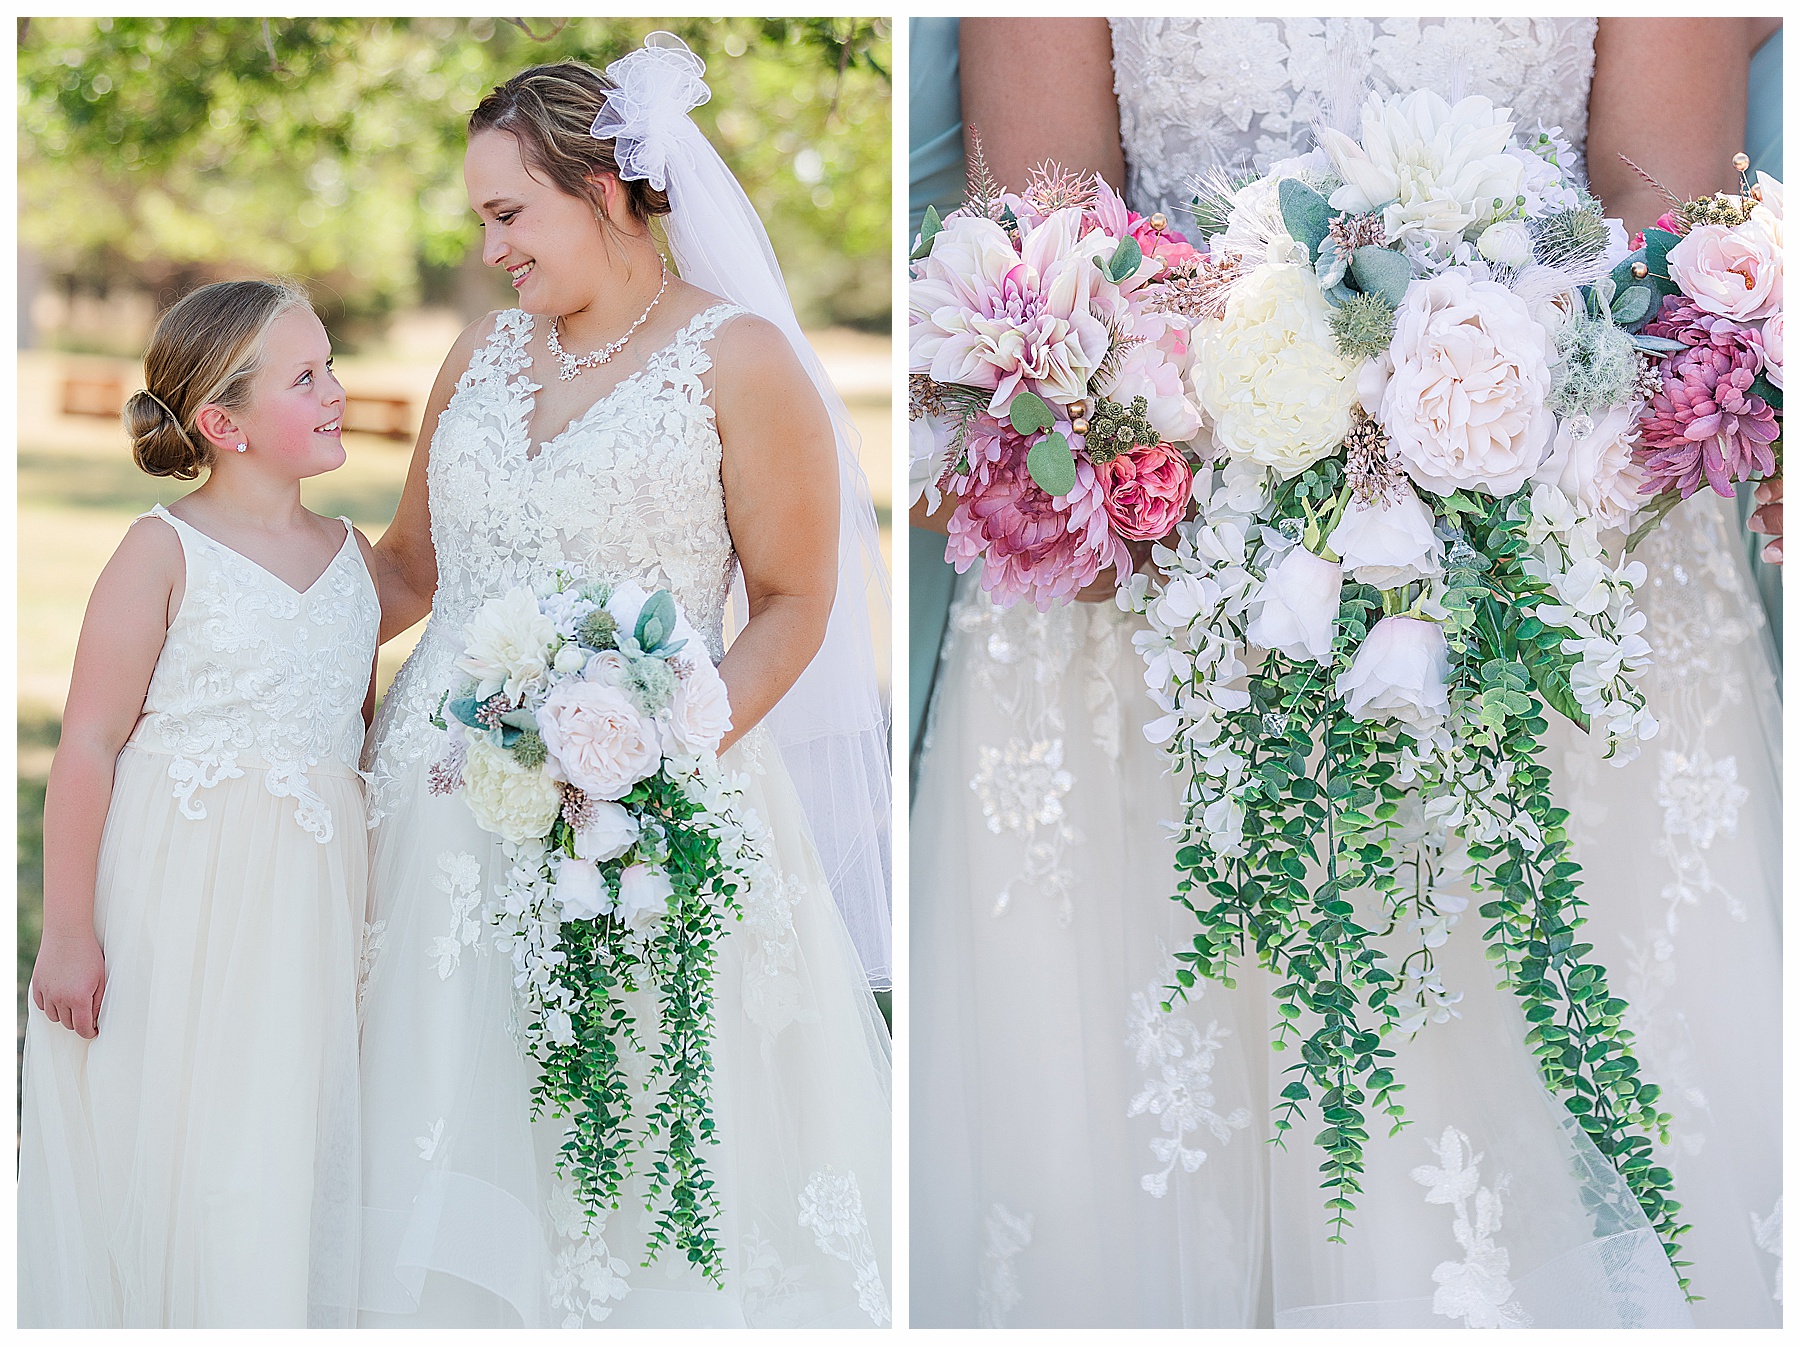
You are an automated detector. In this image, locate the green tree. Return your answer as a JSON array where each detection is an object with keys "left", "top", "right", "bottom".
[{"left": 18, "top": 17, "right": 890, "bottom": 342}]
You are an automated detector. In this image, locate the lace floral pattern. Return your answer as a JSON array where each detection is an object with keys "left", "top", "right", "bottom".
[
  {"left": 977, "top": 1202, "right": 1034, "bottom": 1328},
  {"left": 1126, "top": 952, "right": 1251, "bottom": 1198},
  {"left": 739, "top": 1224, "right": 806, "bottom": 1314},
  {"left": 135, "top": 506, "right": 376, "bottom": 842},
  {"left": 426, "top": 851, "right": 484, "bottom": 980},
  {"left": 1109, "top": 17, "right": 1598, "bottom": 220},
  {"left": 1411, "top": 1125, "right": 1530, "bottom": 1327},
  {"left": 546, "top": 1179, "right": 631, "bottom": 1326},
  {"left": 357, "top": 919, "right": 388, "bottom": 1027},
  {"left": 1752, "top": 1197, "right": 1783, "bottom": 1302},
  {"left": 941, "top": 581, "right": 1129, "bottom": 923},
  {"left": 797, "top": 1168, "right": 890, "bottom": 1326},
  {"left": 365, "top": 303, "right": 747, "bottom": 826}
]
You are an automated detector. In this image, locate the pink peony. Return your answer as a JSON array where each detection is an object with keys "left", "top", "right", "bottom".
[
  {"left": 946, "top": 415, "right": 1131, "bottom": 609},
  {"left": 1095, "top": 442, "right": 1192, "bottom": 541},
  {"left": 1636, "top": 297, "right": 1779, "bottom": 498}
]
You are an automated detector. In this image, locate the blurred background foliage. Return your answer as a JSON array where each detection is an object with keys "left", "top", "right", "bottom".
[{"left": 18, "top": 16, "right": 892, "bottom": 348}]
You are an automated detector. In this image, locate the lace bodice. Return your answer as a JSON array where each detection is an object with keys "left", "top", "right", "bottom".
[
  {"left": 367, "top": 302, "right": 748, "bottom": 822},
  {"left": 1109, "top": 17, "right": 1599, "bottom": 221},
  {"left": 130, "top": 504, "right": 378, "bottom": 844}
]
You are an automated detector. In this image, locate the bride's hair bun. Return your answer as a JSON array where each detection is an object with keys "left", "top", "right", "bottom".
[
  {"left": 127, "top": 279, "right": 313, "bottom": 480},
  {"left": 470, "top": 62, "right": 673, "bottom": 225}
]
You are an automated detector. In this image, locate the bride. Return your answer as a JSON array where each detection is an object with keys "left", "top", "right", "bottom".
[
  {"left": 355, "top": 35, "right": 890, "bottom": 1327},
  {"left": 911, "top": 17, "right": 1780, "bottom": 1329}
]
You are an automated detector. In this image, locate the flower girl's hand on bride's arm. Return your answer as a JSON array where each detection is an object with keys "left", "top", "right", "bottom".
[
  {"left": 370, "top": 316, "right": 497, "bottom": 642},
  {"left": 714, "top": 315, "right": 840, "bottom": 754},
  {"left": 38, "top": 515, "right": 181, "bottom": 1038}
]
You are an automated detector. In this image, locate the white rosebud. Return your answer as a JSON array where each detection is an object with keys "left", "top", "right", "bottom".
[
  {"left": 553, "top": 644, "right": 588, "bottom": 674},
  {"left": 1336, "top": 616, "right": 1451, "bottom": 732},
  {"left": 572, "top": 799, "right": 640, "bottom": 863},
  {"left": 553, "top": 854, "right": 612, "bottom": 922},
  {"left": 1246, "top": 545, "right": 1343, "bottom": 665},
  {"left": 616, "top": 863, "right": 675, "bottom": 931},
  {"left": 1476, "top": 219, "right": 1535, "bottom": 270},
  {"left": 1326, "top": 486, "right": 1444, "bottom": 590}
]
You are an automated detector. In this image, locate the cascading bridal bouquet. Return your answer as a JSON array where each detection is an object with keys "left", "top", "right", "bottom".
[
  {"left": 908, "top": 142, "right": 1207, "bottom": 608},
  {"left": 428, "top": 574, "right": 758, "bottom": 1283},
  {"left": 1128, "top": 89, "right": 1705, "bottom": 1284}
]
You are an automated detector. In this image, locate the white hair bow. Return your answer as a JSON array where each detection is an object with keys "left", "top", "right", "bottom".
[{"left": 590, "top": 31, "right": 711, "bottom": 193}]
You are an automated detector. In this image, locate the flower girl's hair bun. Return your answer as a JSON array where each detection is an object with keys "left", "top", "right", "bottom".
[
  {"left": 126, "top": 279, "right": 313, "bottom": 480},
  {"left": 470, "top": 62, "right": 673, "bottom": 226}
]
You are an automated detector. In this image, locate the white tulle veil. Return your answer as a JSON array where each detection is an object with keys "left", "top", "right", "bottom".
[{"left": 592, "top": 31, "right": 892, "bottom": 987}]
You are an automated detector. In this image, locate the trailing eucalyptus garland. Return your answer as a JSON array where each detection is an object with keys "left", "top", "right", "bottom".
[
  {"left": 1129, "top": 457, "right": 1687, "bottom": 1290},
  {"left": 432, "top": 576, "right": 763, "bottom": 1283}
]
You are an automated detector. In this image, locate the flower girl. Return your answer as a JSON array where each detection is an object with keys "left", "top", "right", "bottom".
[{"left": 18, "top": 280, "right": 379, "bottom": 1327}]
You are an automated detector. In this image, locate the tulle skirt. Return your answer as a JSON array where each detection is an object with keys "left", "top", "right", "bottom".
[
  {"left": 17, "top": 744, "right": 365, "bottom": 1328},
  {"left": 909, "top": 491, "right": 1779, "bottom": 1328},
  {"left": 356, "top": 637, "right": 892, "bottom": 1328}
]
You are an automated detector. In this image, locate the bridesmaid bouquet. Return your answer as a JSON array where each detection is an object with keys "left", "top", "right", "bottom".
[
  {"left": 1628, "top": 163, "right": 1782, "bottom": 532},
  {"left": 908, "top": 143, "right": 1205, "bottom": 608},
  {"left": 1127, "top": 90, "right": 1718, "bottom": 1278},
  {"left": 429, "top": 575, "right": 763, "bottom": 1283}
]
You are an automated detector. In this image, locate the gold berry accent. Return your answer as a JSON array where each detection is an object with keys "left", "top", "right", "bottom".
[
  {"left": 1071, "top": 418, "right": 1089, "bottom": 436},
  {"left": 1733, "top": 152, "right": 1751, "bottom": 173},
  {"left": 1148, "top": 212, "right": 1167, "bottom": 232},
  {"left": 1630, "top": 261, "right": 1649, "bottom": 279}
]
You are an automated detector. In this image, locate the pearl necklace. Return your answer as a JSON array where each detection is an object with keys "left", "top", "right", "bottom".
[{"left": 546, "top": 268, "right": 670, "bottom": 381}]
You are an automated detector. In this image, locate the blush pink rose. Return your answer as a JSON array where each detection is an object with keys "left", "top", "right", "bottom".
[
  {"left": 1094, "top": 442, "right": 1193, "bottom": 541},
  {"left": 535, "top": 680, "right": 661, "bottom": 800},
  {"left": 1667, "top": 221, "right": 1782, "bottom": 322}
]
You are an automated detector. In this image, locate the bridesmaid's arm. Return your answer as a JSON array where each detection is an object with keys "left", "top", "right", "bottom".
[
  {"left": 714, "top": 315, "right": 840, "bottom": 755},
  {"left": 37, "top": 517, "right": 180, "bottom": 1038},
  {"left": 353, "top": 527, "right": 380, "bottom": 725},
  {"left": 922, "top": 20, "right": 1132, "bottom": 601},
  {"left": 959, "top": 19, "right": 1125, "bottom": 191},
  {"left": 370, "top": 314, "right": 494, "bottom": 643},
  {"left": 1589, "top": 19, "right": 1758, "bottom": 237}
]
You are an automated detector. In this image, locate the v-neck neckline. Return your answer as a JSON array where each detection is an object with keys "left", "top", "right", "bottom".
[
  {"left": 154, "top": 504, "right": 354, "bottom": 597},
  {"left": 517, "top": 303, "right": 732, "bottom": 464}
]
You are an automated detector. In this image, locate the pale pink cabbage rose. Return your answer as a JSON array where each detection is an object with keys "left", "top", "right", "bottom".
[
  {"left": 1095, "top": 442, "right": 1193, "bottom": 541},
  {"left": 535, "top": 680, "right": 661, "bottom": 800},
  {"left": 661, "top": 657, "right": 732, "bottom": 756},
  {"left": 1378, "top": 270, "right": 1556, "bottom": 496},
  {"left": 1530, "top": 404, "right": 1647, "bottom": 530}
]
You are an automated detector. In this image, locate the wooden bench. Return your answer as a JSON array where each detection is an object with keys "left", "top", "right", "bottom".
[
  {"left": 58, "top": 369, "right": 413, "bottom": 442},
  {"left": 60, "top": 371, "right": 124, "bottom": 418},
  {"left": 343, "top": 393, "right": 414, "bottom": 441}
]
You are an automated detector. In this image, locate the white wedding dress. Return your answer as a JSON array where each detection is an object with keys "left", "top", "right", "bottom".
[
  {"left": 356, "top": 304, "right": 891, "bottom": 1327},
  {"left": 911, "top": 17, "right": 1781, "bottom": 1329}
]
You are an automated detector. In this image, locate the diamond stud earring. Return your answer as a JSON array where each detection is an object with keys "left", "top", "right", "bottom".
[{"left": 235, "top": 443, "right": 247, "bottom": 453}]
